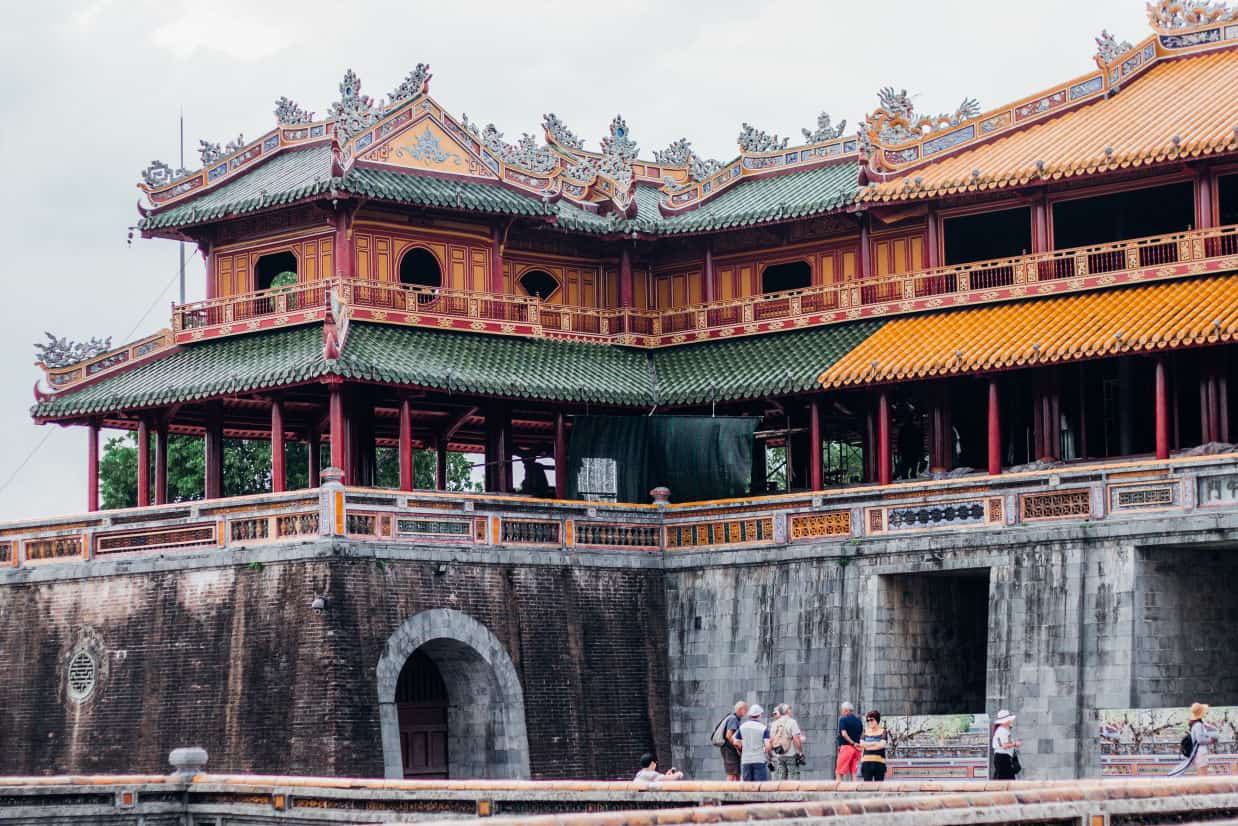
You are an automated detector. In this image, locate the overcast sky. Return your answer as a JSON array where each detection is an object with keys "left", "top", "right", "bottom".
[{"left": 0, "top": 0, "right": 1140, "bottom": 520}]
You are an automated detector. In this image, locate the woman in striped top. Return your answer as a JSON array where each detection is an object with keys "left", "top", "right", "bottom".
[{"left": 860, "top": 709, "right": 887, "bottom": 782}]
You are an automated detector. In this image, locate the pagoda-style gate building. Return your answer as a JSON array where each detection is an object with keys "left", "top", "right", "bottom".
[{"left": 4, "top": 1, "right": 1238, "bottom": 784}]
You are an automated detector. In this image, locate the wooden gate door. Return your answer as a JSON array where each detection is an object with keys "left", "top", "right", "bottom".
[{"left": 396, "top": 650, "right": 449, "bottom": 778}]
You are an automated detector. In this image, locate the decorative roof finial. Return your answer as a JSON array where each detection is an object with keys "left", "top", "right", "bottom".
[
  {"left": 601, "top": 115, "right": 638, "bottom": 160},
  {"left": 737, "top": 123, "right": 789, "bottom": 152},
  {"left": 274, "top": 96, "right": 314, "bottom": 125},
  {"left": 542, "top": 113, "right": 584, "bottom": 149},
  {"left": 860, "top": 87, "right": 981, "bottom": 152},
  {"left": 140, "top": 160, "right": 186, "bottom": 188},
  {"left": 1146, "top": 0, "right": 1237, "bottom": 29},
  {"left": 198, "top": 140, "right": 224, "bottom": 166},
  {"left": 1094, "top": 29, "right": 1133, "bottom": 64},
  {"left": 34, "top": 332, "right": 113, "bottom": 369},
  {"left": 801, "top": 111, "right": 848, "bottom": 143},
  {"left": 224, "top": 134, "right": 246, "bottom": 155},
  {"left": 652, "top": 138, "right": 722, "bottom": 182},
  {"left": 328, "top": 69, "right": 381, "bottom": 144},
  {"left": 471, "top": 118, "right": 558, "bottom": 173},
  {"left": 388, "top": 63, "right": 432, "bottom": 104}
]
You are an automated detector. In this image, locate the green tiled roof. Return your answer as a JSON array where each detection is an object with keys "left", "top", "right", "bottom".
[
  {"left": 34, "top": 319, "right": 885, "bottom": 418},
  {"left": 141, "top": 146, "right": 336, "bottom": 230},
  {"left": 32, "top": 326, "right": 326, "bottom": 419},
  {"left": 336, "top": 323, "right": 653, "bottom": 405},
  {"left": 142, "top": 143, "right": 859, "bottom": 236},
  {"left": 652, "top": 318, "right": 886, "bottom": 404}
]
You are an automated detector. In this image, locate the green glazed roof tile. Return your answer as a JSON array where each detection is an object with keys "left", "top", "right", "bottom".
[{"left": 341, "top": 167, "right": 557, "bottom": 217}]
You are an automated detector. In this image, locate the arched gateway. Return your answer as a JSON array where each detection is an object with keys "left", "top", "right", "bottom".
[{"left": 376, "top": 609, "right": 530, "bottom": 779}]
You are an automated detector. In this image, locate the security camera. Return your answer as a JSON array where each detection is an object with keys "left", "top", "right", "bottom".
[{"left": 310, "top": 595, "right": 326, "bottom": 614}]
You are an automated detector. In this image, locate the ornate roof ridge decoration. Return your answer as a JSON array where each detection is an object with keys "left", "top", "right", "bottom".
[
  {"left": 802, "top": 112, "right": 848, "bottom": 144},
  {"left": 329, "top": 69, "right": 382, "bottom": 145},
  {"left": 274, "top": 96, "right": 314, "bottom": 125},
  {"left": 34, "top": 333, "right": 113, "bottom": 370},
  {"left": 460, "top": 114, "right": 559, "bottom": 174},
  {"left": 737, "top": 123, "right": 790, "bottom": 153},
  {"left": 388, "top": 63, "right": 432, "bottom": 105},
  {"left": 652, "top": 138, "right": 723, "bottom": 182},
  {"left": 860, "top": 88, "right": 981, "bottom": 152},
  {"left": 140, "top": 160, "right": 188, "bottom": 188},
  {"left": 542, "top": 113, "right": 584, "bottom": 149},
  {"left": 1147, "top": 0, "right": 1237, "bottom": 29},
  {"left": 1095, "top": 29, "right": 1135, "bottom": 64}
]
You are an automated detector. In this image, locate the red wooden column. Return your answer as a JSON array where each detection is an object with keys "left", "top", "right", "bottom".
[
  {"left": 863, "top": 403, "right": 877, "bottom": 483},
  {"left": 929, "top": 385, "right": 952, "bottom": 472},
  {"left": 926, "top": 209, "right": 940, "bottom": 269},
  {"left": 703, "top": 243, "right": 717, "bottom": 304},
  {"left": 490, "top": 226, "right": 506, "bottom": 294},
  {"left": 1032, "top": 194, "right": 1049, "bottom": 253},
  {"left": 1156, "top": 356, "right": 1171, "bottom": 460},
  {"left": 204, "top": 402, "right": 224, "bottom": 500},
  {"left": 484, "top": 403, "right": 513, "bottom": 493},
  {"left": 307, "top": 427, "right": 321, "bottom": 488},
  {"left": 435, "top": 434, "right": 448, "bottom": 491},
  {"left": 619, "top": 247, "right": 634, "bottom": 307},
  {"left": 987, "top": 379, "right": 1002, "bottom": 476},
  {"left": 808, "top": 396, "right": 823, "bottom": 491},
  {"left": 859, "top": 216, "right": 872, "bottom": 279},
  {"left": 877, "top": 391, "right": 891, "bottom": 485},
  {"left": 87, "top": 419, "right": 100, "bottom": 512},
  {"left": 136, "top": 418, "right": 151, "bottom": 507},
  {"left": 1196, "top": 170, "right": 1214, "bottom": 230},
  {"left": 154, "top": 416, "right": 169, "bottom": 505},
  {"left": 328, "top": 383, "right": 346, "bottom": 481},
  {"left": 334, "top": 204, "right": 355, "bottom": 278},
  {"left": 398, "top": 397, "right": 414, "bottom": 491},
  {"left": 554, "top": 412, "right": 568, "bottom": 500},
  {"left": 271, "top": 399, "right": 286, "bottom": 493}
]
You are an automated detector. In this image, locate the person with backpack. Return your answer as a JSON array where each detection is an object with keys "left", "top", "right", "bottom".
[
  {"left": 1170, "top": 702, "right": 1219, "bottom": 777},
  {"left": 711, "top": 700, "right": 747, "bottom": 781},
  {"left": 991, "top": 709, "right": 1022, "bottom": 780},
  {"left": 770, "top": 703, "right": 806, "bottom": 780}
]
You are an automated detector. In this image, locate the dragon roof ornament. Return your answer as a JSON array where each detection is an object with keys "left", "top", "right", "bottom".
[
  {"left": 461, "top": 114, "right": 558, "bottom": 173},
  {"left": 34, "top": 333, "right": 113, "bottom": 370},
  {"left": 542, "top": 112, "right": 584, "bottom": 149},
  {"left": 1094, "top": 29, "right": 1134, "bottom": 63},
  {"left": 388, "top": 63, "right": 432, "bottom": 104},
  {"left": 1147, "top": 0, "right": 1237, "bottom": 28},
  {"left": 801, "top": 112, "right": 848, "bottom": 144},
  {"left": 274, "top": 96, "right": 314, "bottom": 125},
  {"left": 329, "top": 69, "right": 382, "bottom": 144},
  {"left": 860, "top": 87, "right": 981, "bottom": 151},
  {"left": 198, "top": 140, "right": 224, "bottom": 166},
  {"left": 652, "top": 138, "right": 723, "bottom": 182},
  {"left": 140, "top": 160, "right": 187, "bottom": 188},
  {"left": 737, "top": 123, "right": 789, "bottom": 153}
]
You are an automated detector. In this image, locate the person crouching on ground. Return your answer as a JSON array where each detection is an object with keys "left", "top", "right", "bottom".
[
  {"left": 835, "top": 701, "right": 862, "bottom": 781},
  {"left": 771, "top": 703, "right": 806, "bottom": 780},
  {"left": 859, "top": 709, "right": 888, "bottom": 782},
  {"left": 634, "top": 752, "right": 683, "bottom": 782},
  {"left": 735, "top": 703, "right": 773, "bottom": 781},
  {"left": 721, "top": 700, "right": 747, "bottom": 781},
  {"left": 991, "top": 709, "right": 1022, "bottom": 780},
  {"left": 1170, "top": 702, "right": 1218, "bottom": 777}
]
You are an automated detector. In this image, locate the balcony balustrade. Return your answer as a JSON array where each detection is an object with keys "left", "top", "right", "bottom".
[{"left": 3, "top": 452, "right": 1235, "bottom": 571}]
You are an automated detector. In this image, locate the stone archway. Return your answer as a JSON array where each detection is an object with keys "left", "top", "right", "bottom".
[{"left": 376, "top": 609, "right": 530, "bottom": 779}]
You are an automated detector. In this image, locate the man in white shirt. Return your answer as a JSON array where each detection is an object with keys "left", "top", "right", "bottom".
[
  {"left": 771, "top": 703, "right": 806, "bottom": 779},
  {"left": 991, "top": 709, "right": 1021, "bottom": 780},
  {"left": 735, "top": 703, "right": 772, "bottom": 782}
]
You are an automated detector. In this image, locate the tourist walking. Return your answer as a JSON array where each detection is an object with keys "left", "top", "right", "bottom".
[
  {"left": 634, "top": 752, "right": 683, "bottom": 782},
  {"left": 771, "top": 703, "right": 806, "bottom": 780},
  {"left": 713, "top": 700, "right": 747, "bottom": 781},
  {"left": 991, "top": 709, "right": 1022, "bottom": 780},
  {"left": 835, "top": 701, "right": 863, "bottom": 781},
  {"left": 1169, "top": 702, "right": 1219, "bottom": 777},
  {"left": 860, "top": 709, "right": 888, "bottom": 782},
  {"left": 735, "top": 703, "right": 773, "bottom": 782}
]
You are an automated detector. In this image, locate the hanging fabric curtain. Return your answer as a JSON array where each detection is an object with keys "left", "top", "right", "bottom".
[{"left": 565, "top": 415, "right": 758, "bottom": 504}]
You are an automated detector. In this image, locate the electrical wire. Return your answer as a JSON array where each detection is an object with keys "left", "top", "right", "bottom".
[
  {"left": 0, "top": 430, "right": 53, "bottom": 499},
  {"left": 123, "top": 248, "right": 200, "bottom": 342}
]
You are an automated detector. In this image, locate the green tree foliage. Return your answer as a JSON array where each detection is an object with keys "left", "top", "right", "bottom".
[{"left": 99, "top": 432, "right": 477, "bottom": 508}]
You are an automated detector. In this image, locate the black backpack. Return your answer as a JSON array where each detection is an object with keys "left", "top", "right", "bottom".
[{"left": 1180, "top": 730, "right": 1194, "bottom": 758}]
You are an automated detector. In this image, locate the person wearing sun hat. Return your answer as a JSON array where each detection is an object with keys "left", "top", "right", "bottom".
[
  {"left": 1170, "top": 702, "right": 1219, "bottom": 777},
  {"left": 991, "top": 709, "right": 1022, "bottom": 780}
]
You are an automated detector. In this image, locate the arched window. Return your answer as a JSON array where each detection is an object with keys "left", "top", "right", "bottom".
[
  {"left": 518, "top": 269, "right": 559, "bottom": 300},
  {"left": 399, "top": 248, "right": 442, "bottom": 289},
  {"left": 761, "top": 260, "right": 811, "bottom": 294},
  {"left": 254, "top": 251, "right": 297, "bottom": 291}
]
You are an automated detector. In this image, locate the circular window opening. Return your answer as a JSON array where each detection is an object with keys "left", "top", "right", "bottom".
[
  {"left": 67, "top": 650, "right": 97, "bottom": 703},
  {"left": 518, "top": 269, "right": 559, "bottom": 300},
  {"left": 399, "top": 248, "right": 442, "bottom": 289}
]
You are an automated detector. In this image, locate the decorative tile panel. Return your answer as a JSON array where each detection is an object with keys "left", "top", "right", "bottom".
[
  {"left": 1108, "top": 482, "right": 1179, "bottom": 512},
  {"left": 788, "top": 511, "right": 852, "bottom": 540},
  {"left": 500, "top": 519, "right": 561, "bottom": 545},
  {"left": 95, "top": 524, "right": 217, "bottom": 556},
  {"left": 1020, "top": 489, "right": 1092, "bottom": 521},
  {"left": 665, "top": 517, "right": 774, "bottom": 549}
]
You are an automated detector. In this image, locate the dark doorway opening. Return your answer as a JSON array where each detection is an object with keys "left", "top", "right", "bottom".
[
  {"left": 1051, "top": 181, "right": 1194, "bottom": 250},
  {"left": 761, "top": 261, "right": 812, "bottom": 294},
  {"left": 254, "top": 251, "right": 297, "bottom": 292},
  {"left": 396, "top": 650, "right": 449, "bottom": 778},
  {"left": 399, "top": 248, "right": 443, "bottom": 289},
  {"left": 943, "top": 207, "right": 1032, "bottom": 265},
  {"left": 873, "top": 569, "right": 990, "bottom": 715},
  {"left": 518, "top": 269, "right": 559, "bottom": 300}
]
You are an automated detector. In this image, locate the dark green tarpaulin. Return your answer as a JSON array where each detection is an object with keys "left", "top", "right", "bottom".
[{"left": 566, "top": 415, "right": 758, "bottom": 504}]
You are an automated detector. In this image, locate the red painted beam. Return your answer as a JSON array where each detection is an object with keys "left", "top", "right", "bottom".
[
  {"left": 1155, "top": 356, "right": 1170, "bottom": 460},
  {"left": 877, "top": 391, "right": 891, "bottom": 486},
  {"left": 87, "top": 419, "right": 100, "bottom": 513},
  {"left": 398, "top": 397, "right": 413, "bottom": 492},
  {"left": 809, "top": 397, "right": 823, "bottom": 491},
  {"left": 137, "top": 418, "right": 151, "bottom": 508},
  {"left": 271, "top": 399, "right": 286, "bottom": 493},
  {"left": 987, "top": 379, "right": 1002, "bottom": 476}
]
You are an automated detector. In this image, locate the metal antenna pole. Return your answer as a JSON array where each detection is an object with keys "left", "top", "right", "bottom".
[{"left": 178, "top": 108, "right": 186, "bottom": 305}]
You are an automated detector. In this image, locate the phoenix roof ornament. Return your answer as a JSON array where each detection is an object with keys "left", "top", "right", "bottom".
[
  {"left": 1094, "top": 29, "right": 1134, "bottom": 63},
  {"left": 388, "top": 63, "right": 432, "bottom": 104},
  {"left": 329, "top": 69, "right": 381, "bottom": 144},
  {"left": 198, "top": 140, "right": 224, "bottom": 166},
  {"left": 801, "top": 112, "right": 848, "bottom": 143},
  {"left": 542, "top": 112, "right": 584, "bottom": 149},
  {"left": 737, "top": 123, "right": 789, "bottom": 153},
  {"left": 274, "top": 96, "right": 314, "bottom": 125}
]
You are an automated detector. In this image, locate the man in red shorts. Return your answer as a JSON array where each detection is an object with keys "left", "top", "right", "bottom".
[{"left": 835, "top": 701, "right": 862, "bottom": 781}]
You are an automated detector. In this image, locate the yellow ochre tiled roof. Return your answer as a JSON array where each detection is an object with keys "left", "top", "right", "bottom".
[
  {"left": 864, "top": 49, "right": 1238, "bottom": 202},
  {"left": 818, "top": 274, "right": 1238, "bottom": 389}
]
